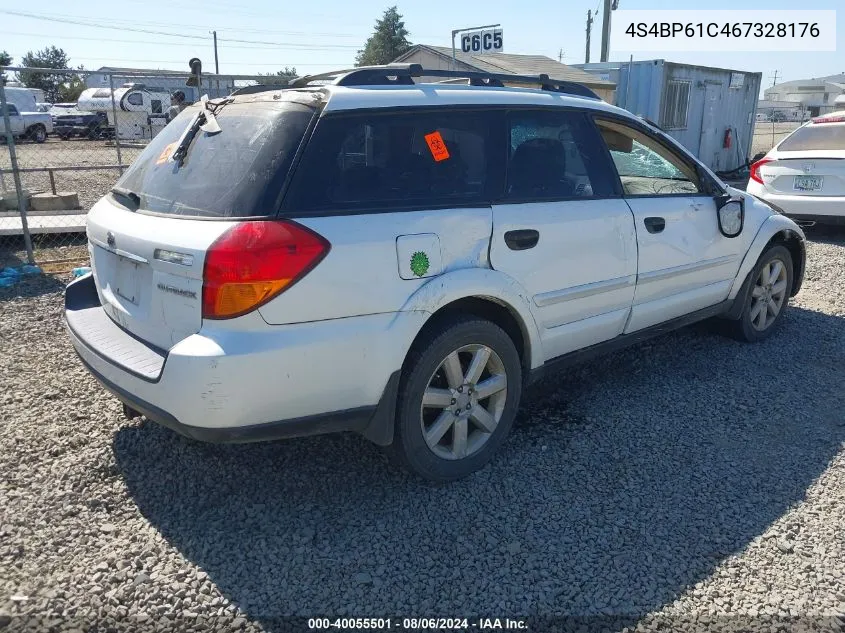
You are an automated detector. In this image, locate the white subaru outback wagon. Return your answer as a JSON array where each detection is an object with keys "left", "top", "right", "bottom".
[{"left": 65, "top": 64, "right": 806, "bottom": 481}]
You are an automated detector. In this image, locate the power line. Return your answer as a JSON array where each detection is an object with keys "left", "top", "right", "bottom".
[
  {"left": 59, "top": 57, "right": 348, "bottom": 67},
  {"left": 0, "top": 30, "right": 359, "bottom": 51},
  {"left": 0, "top": 8, "right": 364, "bottom": 38},
  {"left": 0, "top": 10, "right": 360, "bottom": 47},
  {"left": 1, "top": 8, "right": 445, "bottom": 43}
]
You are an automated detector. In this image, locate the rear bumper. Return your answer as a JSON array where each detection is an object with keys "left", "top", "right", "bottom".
[
  {"left": 746, "top": 186, "right": 845, "bottom": 220},
  {"left": 75, "top": 351, "right": 377, "bottom": 443},
  {"left": 65, "top": 274, "right": 407, "bottom": 444}
]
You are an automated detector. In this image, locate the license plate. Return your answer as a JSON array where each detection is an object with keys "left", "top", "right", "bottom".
[
  {"left": 115, "top": 258, "right": 139, "bottom": 305},
  {"left": 793, "top": 175, "right": 823, "bottom": 191}
]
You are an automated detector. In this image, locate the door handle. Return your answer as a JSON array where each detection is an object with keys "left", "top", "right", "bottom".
[
  {"left": 504, "top": 229, "right": 539, "bottom": 250},
  {"left": 643, "top": 217, "right": 666, "bottom": 234}
]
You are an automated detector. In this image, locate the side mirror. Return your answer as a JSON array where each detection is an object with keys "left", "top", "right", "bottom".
[{"left": 716, "top": 195, "right": 744, "bottom": 238}]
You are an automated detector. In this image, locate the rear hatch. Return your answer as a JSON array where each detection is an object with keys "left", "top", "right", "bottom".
[
  {"left": 86, "top": 94, "right": 317, "bottom": 350},
  {"left": 765, "top": 121, "right": 845, "bottom": 196}
]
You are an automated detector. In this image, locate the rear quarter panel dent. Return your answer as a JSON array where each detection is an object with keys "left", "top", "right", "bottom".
[{"left": 397, "top": 268, "right": 544, "bottom": 369}]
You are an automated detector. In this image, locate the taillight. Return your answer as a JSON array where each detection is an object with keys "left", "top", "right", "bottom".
[
  {"left": 202, "top": 220, "right": 330, "bottom": 319},
  {"left": 811, "top": 115, "right": 845, "bottom": 124},
  {"left": 749, "top": 158, "right": 773, "bottom": 185}
]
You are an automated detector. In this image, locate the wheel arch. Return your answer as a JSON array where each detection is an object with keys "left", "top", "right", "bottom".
[
  {"left": 398, "top": 268, "right": 543, "bottom": 372},
  {"left": 767, "top": 229, "right": 805, "bottom": 296},
  {"left": 404, "top": 296, "right": 532, "bottom": 378},
  {"left": 728, "top": 215, "right": 806, "bottom": 303},
  {"left": 360, "top": 270, "right": 544, "bottom": 447}
]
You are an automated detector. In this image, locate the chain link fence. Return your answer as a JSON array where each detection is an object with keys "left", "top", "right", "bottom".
[{"left": 1, "top": 65, "right": 272, "bottom": 270}]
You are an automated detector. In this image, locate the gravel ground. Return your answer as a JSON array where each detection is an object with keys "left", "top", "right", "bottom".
[{"left": 1, "top": 231, "right": 844, "bottom": 633}]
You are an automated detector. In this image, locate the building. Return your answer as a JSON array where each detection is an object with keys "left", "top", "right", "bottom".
[
  {"left": 86, "top": 67, "right": 236, "bottom": 102},
  {"left": 575, "top": 60, "right": 762, "bottom": 172},
  {"left": 763, "top": 74, "right": 845, "bottom": 117},
  {"left": 756, "top": 100, "right": 810, "bottom": 122},
  {"left": 392, "top": 45, "right": 616, "bottom": 102}
]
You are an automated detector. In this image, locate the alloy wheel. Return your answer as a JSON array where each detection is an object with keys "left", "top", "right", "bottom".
[
  {"left": 750, "top": 257, "right": 788, "bottom": 331},
  {"left": 420, "top": 344, "right": 508, "bottom": 460}
]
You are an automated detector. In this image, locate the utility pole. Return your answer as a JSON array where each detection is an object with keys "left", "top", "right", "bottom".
[
  {"left": 558, "top": 48, "right": 564, "bottom": 62},
  {"left": 769, "top": 69, "right": 780, "bottom": 87},
  {"left": 212, "top": 30, "right": 219, "bottom": 74},
  {"left": 585, "top": 10, "right": 593, "bottom": 64},
  {"left": 600, "top": 0, "right": 612, "bottom": 62}
]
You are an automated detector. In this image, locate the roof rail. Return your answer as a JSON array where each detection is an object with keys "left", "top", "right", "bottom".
[
  {"left": 230, "top": 83, "right": 286, "bottom": 96},
  {"left": 290, "top": 63, "right": 600, "bottom": 99}
]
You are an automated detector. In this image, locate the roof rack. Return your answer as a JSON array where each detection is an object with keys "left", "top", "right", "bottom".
[{"left": 289, "top": 63, "right": 600, "bottom": 99}]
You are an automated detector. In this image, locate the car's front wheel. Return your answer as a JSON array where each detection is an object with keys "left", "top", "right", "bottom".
[
  {"left": 393, "top": 316, "right": 522, "bottom": 482},
  {"left": 730, "top": 244, "right": 794, "bottom": 342}
]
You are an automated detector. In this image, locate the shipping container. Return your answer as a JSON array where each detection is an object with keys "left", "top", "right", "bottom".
[{"left": 574, "top": 60, "right": 762, "bottom": 173}]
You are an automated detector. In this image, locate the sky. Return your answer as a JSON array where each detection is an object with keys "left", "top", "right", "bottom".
[{"left": 1, "top": 0, "right": 843, "bottom": 94}]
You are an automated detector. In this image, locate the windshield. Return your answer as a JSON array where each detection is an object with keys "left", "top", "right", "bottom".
[
  {"left": 114, "top": 100, "right": 315, "bottom": 217},
  {"left": 778, "top": 123, "right": 845, "bottom": 152}
]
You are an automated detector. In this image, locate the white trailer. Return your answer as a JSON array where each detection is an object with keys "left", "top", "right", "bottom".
[{"left": 77, "top": 83, "right": 171, "bottom": 140}]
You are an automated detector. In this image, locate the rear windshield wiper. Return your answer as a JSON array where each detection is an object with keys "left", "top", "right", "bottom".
[
  {"left": 171, "top": 111, "right": 204, "bottom": 166},
  {"left": 170, "top": 98, "right": 224, "bottom": 167},
  {"left": 111, "top": 186, "right": 140, "bottom": 209}
]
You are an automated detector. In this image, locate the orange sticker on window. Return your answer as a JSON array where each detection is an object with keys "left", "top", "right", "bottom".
[
  {"left": 156, "top": 142, "right": 177, "bottom": 165},
  {"left": 424, "top": 131, "right": 450, "bottom": 162}
]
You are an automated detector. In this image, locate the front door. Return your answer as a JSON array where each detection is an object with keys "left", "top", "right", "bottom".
[
  {"left": 490, "top": 109, "right": 637, "bottom": 361},
  {"left": 594, "top": 117, "right": 744, "bottom": 333}
]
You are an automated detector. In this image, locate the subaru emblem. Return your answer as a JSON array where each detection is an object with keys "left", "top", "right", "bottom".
[
  {"left": 802, "top": 162, "right": 815, "bottom": 174},
  {"left": 107, "top": 231, "right": 116, "bottom": 249}
]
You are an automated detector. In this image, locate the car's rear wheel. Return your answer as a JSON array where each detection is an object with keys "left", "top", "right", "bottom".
[
  {"left": 28, "top": 124, "right": 47, "bottom": 143},
  {"left": 393, "top": 316, "right": 522, "bottom": 482},
  {"left": 730, "top": 244, "right": 793, "bottom": 342}
]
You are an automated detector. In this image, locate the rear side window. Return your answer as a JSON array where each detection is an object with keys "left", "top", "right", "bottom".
[
  {"left": 115, "top": 101, "right": 315, "bottom": 217},
  {"left": 778, "top": 123, "right": 845, "bottom": 151},
  {"left": 507, "top": 110, "right": 617, "bottom": 200},
  {"left": 285, "top": 109, "right": 498, "bottom": 213}
]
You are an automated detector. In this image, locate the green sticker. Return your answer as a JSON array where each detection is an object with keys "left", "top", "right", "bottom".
[{"left": 410, "top": 251, "right": 430, "bottom": 277}]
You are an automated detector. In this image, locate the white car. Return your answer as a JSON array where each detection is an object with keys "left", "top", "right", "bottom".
[
  {"left": 65, "top": 64, "right": 806, "bottom": 481},
  {"left": 747, "top": 112, "right": 845, "bottom": 225}
]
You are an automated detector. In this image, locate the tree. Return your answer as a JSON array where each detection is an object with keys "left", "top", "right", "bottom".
[
  {"left": 18, "top": 46, "right": 77, "bottom": 103},
  {"left": 58, "top": 72, "right": 86, "bottom": 102},
  {"left": 257, "top": 66, "right": 298, "bottom": 86},
  {"left": 355, "top": 6, "right": 411, "bottom": 67},
  {"left": 0, "top": 51, "right": 11, "bottom": 82}
]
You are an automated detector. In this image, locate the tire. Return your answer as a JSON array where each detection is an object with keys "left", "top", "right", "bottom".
[
  {"left": 28, "top": 125, "right": 47, "bottom": 143},
  {"left": 728, "top": 244, "right": 794, "bottom": 343},
  {"left": 392, "top": 316, "right": 522, "bottom": 482}
]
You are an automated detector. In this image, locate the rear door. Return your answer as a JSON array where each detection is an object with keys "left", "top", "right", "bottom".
[
  {"left": 594, "top": 117, "right": 744, "bottom": 333},
  {"left": 86, "top": 97, "right": 317, "bottom": 349},
  {"left": 274, "top": 107, "right": 501, "bottom": 324},
  {"left": 489, "top": 109, "right": 637, "bottom": 361}
]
